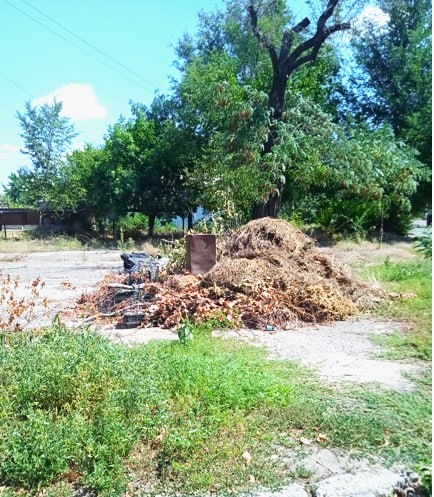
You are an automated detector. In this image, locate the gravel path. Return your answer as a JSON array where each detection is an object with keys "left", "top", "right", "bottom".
[{"left": 220, "top": 319, "right": 424, "bottom": 391}]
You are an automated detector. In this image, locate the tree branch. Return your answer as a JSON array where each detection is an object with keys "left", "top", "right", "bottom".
[
  {"left": 283, "top": 0, "right": 350, "bottom": 69},
  {"left": 248, "top": 4, "right": 279, "bottom": 71},
  {"left": 292, "top": 17, "right": 310, "bottom": 33},
  {"left": 291, "top": 22, "right": 351, "bottom": 71},
  {"left": 278, "top": 31, "right": 292, "bottom": 62}
]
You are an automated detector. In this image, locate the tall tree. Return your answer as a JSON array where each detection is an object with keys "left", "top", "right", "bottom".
[
  {"left": 247, "top": 0, "right": 350, "bottom": 217},
  {"left": 146, "top": 96, "right": 201, "bottom": 230},
  {"left": 11, "top": 100, "right": 78, "bottom": 214},
  {"left": 174, "top": 0, "right": 426, "bottom": 233},
  {"left": 347, "top": 0, "right": 432, "bottom": 167},
  {"left": 97, "top": 100, "right": 198, "bottom": 237},
  {"left": 175, "top": 0, "right": 350, "bottom": 220},
  {"left": 62, "top": 145, "right": 105, "bottom": 214}
]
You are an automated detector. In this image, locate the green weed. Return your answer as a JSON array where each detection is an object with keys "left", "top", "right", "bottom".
[
  {"left": 0, "top": 316, "right": 431, "bottom": 496},
  {"left": 414, "top": 228, "right": 432, "bottom": 259},
  {"left": 372, "top": 330, "right": 432, "bottom": 361},
  {"left": 364, "top": 257, "right": 432, "bottom": 360}
]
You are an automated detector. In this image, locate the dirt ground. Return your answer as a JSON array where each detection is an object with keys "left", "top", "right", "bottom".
[{"left": 0, "top": 239, "right": 425, "bottom": 392}]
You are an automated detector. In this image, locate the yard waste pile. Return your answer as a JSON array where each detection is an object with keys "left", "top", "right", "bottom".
[{"left": 77, "top": 218, "right": 374, "bottom": 329}]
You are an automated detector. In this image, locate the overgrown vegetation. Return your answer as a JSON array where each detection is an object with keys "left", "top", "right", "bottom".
[
  {"left": 0, "top": 247, "right": 431, "bottom": 497},
  {"left": 365, "top": 257, "right": 432, "bottom": 361},
  {"left": 0, "top": 225, "right": 431, "bottom": 496},
  {"left": 414, "top": 228, "right": 433, "bottom": 259}
]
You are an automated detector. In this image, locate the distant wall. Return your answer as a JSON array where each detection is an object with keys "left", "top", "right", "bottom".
[{"left": 0, "top": 209, "right": 40, "bottom": 226}]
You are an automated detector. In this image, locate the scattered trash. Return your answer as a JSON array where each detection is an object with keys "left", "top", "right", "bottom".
[
  {"left": 122, "top": 312, "right": 145, "bottom": 328},
  {"left": 242, "top": 450, "right": 253, "bottom": 465},
  {"left": 121, "top": 252, "right": 169, "bottom": 281}
]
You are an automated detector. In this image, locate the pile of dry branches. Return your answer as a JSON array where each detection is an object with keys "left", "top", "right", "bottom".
[{"left": 77, "top": 218, "right": 374, "bottom": 330}]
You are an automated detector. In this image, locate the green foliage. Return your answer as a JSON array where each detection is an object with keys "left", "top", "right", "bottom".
[
  {"left": 7, "top": 1, "right": 429, "bottom": 237},
  {"left": 176, "top": 316, "right": 233, "bottom": 345},
  {"left": 378, "top": 257, "right": 431, "bottom": 282},
  {"left": 0, "top": 310, "right": 431, "bottom": 496},
  {"left": 415, "top": 458, "right": 432, "bottom": 496},
  {"left": 62, "top": 144, "right": 106, "bottom": 214},
  {"left": 159, "top": 236, "right": 186, "bottom": 273},
  {"left": 94, "top": 100, "right": 198, "bottom": 236},
  {"left": 118, "top": 212, "right": 148, "bottom": 233},
  {"left": 342, "top": 0, "right": 432, "bottom": 213},
  {"left": 365, "top": 258, "right": 432, "bottom": 360},
  {"left": 175, "top": 0, "right": 353, "bottom": 222},
  {"left": 0, "top": 323, "right": 164, "bottom": 495},
  {"left": 414, "top": 228, "right": 432, "bottom": 259},
  {"left": 178, "top": 50, "right": 269, "bottom": 223},
  {"left": 276, "top": 96, "right": 428, "bottom": 235},
  {"left": 7, "top": 101, "right": 78, "bottom": 211},
  {"left": 373, "top": 330, "right": 432, "bottom": 362},
  {"left": 177, "top": 0, "right": 427, "bottom": 235},
  {"left": 176, "top": 319, "right": 195, "bottom": 344},
  {"left": 350, "top": 0, "right": 432, "bottom": 164}
]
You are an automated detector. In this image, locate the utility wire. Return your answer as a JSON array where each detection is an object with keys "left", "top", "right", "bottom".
[
  {"left": 1, "top": 0, "right": 156, "bottom": 91},
  {"left": 0, "top": 71, "right": 35, "bottom": 98},
  {"left": 18, "top": 0, "right": 158, "bottom": 91}
]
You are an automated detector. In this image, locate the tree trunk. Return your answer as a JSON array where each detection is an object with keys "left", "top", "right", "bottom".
[
  {"left": 252, "top": 191, "right": 281, "bottom": 219},
  {"left": 148, "top": 213, "right": 156, "bottom": 237},
  {"left": 249, "top": 1, "right": 350, "bottom": 219},
  {"left": 252, "top": 77, "right": 285, "bottom": 219},
  {"left": 187, "top": 211, "right": 194, "bottom": 230}
]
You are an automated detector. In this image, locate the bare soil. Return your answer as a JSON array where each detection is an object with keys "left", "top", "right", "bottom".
[{"left": 0, "top": 239, "right": 424, "bottom": 391}]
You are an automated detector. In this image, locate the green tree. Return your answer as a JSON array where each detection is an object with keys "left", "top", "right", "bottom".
[
  {"left": 94, "top": 119, "right": 139, "bottom": 236},
  {"left": 175, "top": 0, "right": 351, "bottom": 220},
  {"left": 60, "top": 145, "right": 106, "bottom": 229},
  {"left": 344, "top": 0, "right": 432, "bottom": 209},
  {"left": 146, "top": 96, "right": 201, "bottom": 230},
  {"left": 6, "top": 167, "right": 36, "bottom": 207},
  {"left": 276, "top": 105, "right": 428, "bottom": 235},
  {"left": 246, "top": 0, "right": 351, "bottom": 217},
  {"left": 176, "top": 51, "right": 271, "bottom": 226},
  {"left": 96, "top": 100, "right": 198, "bottom": 237},
  {"left": 9, "top": 100, "right": 78, "bottom": 216}
]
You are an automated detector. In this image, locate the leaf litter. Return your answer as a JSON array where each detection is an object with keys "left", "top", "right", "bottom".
[{"left": 77, "top": 218, "right": 382, "bottom": 330}]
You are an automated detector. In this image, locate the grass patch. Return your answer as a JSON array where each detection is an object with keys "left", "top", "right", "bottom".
[
  {"left": 0, "top": 320, "right": 431, "bottom": 496},
  {"left": 363, "top": 257, "right": 432, "bottom": 361}
]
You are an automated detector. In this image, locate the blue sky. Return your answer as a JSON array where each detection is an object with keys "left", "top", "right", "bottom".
[
  {"left": 0, "top": 0, "right": 230, "bottom": 191},
  {"left": 0, "top": 1, "right": 379, "bottom": 194}
]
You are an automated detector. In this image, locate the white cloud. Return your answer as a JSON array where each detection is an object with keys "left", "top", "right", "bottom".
[
  {"left": 0, "top": 143, "right": 20, "bottom": 162},
  {"left": 0, "top": 144, "right": 20, "bottom": 154},
  {"left": 33, "top": 83, "right": 108, "bottom": 121}
]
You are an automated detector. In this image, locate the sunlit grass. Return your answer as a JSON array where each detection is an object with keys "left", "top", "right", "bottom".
[
  {"left": 362, "top": 257, "right": 432, "bottom": 361},
  {"left": 0, "top": 319, "right": 431, "bottom": 496}
]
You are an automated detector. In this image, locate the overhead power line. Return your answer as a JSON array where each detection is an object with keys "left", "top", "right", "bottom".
[
  {"left": 0, "top": 71, "right": 34, "bottom": 98},
  {"left": 19, "top": 0, "right": 158, "bottom": 90},
  {"left": 2, "top": 0, "right": 159, "bottom": 92}
]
